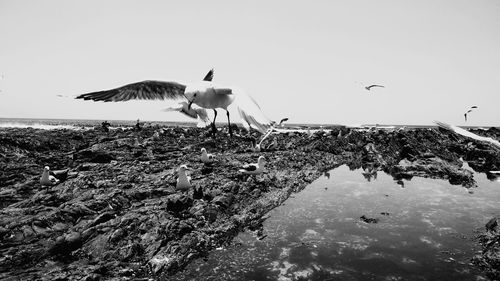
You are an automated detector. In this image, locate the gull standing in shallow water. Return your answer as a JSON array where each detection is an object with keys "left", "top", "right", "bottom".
[
  {"left": 239, "top": 156, "right": 266, "bottom": 175},
  {"left": 76, "top": 69, "right": 272, "bottom": 136},
  {"left": 40, "top": 166, "right": 59, "bottom": 186},
  {"left": 176, "top": 165, "right": 192, "bottom": 191}
]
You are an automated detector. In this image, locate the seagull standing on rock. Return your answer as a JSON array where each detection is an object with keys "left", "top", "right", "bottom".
[
  {"left": 76, "top": 69, "right": 272, "bottom": 136},
  {"left": 176, "top": 165, "right": 192, "bottom": 191},
  {"left": 200, "top": 148, "right": 214, "bottom": 164},
  {"left": 239, "top": 156, "right": 266, "bottom": 175},
  {"left": 40, "top": 166, "right": 60, "bottom": 186}
]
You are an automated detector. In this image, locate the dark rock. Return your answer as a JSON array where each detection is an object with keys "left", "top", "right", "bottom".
[
  {"left": 360, "top": 215, "right": 379, "bottom": 224},
  {"left": 166, "top": 194, "right": 193, "bottom": 213},
  {"left": 486, "top": 217, "right": 498, "bottom": 232},
  {"left": 1, "top": 125, "right": 499, "bottom": 280}
]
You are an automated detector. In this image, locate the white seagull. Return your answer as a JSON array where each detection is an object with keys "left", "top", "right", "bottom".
[
  {"left": 40, "top": 166, "right": 60, "bottom": 186},
  {"left": 76, "top": 69, "right": 272, "bottom": 136},
  {"left": 200, "top": 148, "right": 214, "bottom": 164},
  {"left": 176, "top": 165, "right": 192, "bottom": 191},
  {"left": 435, "top": 121, "right": 500, "bottom": 149},
  {"left": 239, "top": 156, "right": 266, "bottom": 175}
]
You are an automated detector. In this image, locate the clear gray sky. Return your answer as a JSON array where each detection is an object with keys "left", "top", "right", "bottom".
[{"left": 1, "top": 0, "right": 499, "bottom": 126}]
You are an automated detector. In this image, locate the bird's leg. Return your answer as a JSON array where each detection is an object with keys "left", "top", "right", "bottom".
[
  {"left": 226, "top": 110, "right": 233, "bottom": 137},
  {"left": 211, "top": 109, "right": 218, "bottom": 137}
]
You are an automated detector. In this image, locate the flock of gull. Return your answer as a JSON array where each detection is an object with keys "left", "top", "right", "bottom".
[
  {"left": 37, "top": 68, "right": 499, "bottom": 187},
  {"left": 41, "top": 148, "right": 267, "bottom": 190}
]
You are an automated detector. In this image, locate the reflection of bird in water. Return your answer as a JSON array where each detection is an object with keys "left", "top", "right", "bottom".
[
  {"left": 435, "top": 121, "right": 500, "bottom": 149},
  {"left": 396, "top": 179, "right": 405, "bottom": 188},
  {"left": 486, "top": 171, "right": 500, "bottom": 182},
  {"left": 76, "top": 69, "right": 272, "bottom": 136},
  {"left": 361, "top": 165, "right": 378, "bottom": 182}
]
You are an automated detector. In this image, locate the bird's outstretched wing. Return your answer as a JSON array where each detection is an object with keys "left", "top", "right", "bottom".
[
  {"left": 366, "top": 85, "right": 385, "bottom": 90},
  {"left": 434, "top": 121, "right": 500, "bottom": 149},
  {"left": 76, "top": 80, "right": 187, "bottom": 102},
  {"left": 203, "top": 69, "right": 214, "bottom": 82},
  {"left": 471, "top": 106, "right": 478, "bottom": 109}
]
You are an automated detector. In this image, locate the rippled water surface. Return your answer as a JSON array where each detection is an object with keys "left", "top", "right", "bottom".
[{"left": 173, "top": 165, "right": 500, "bottom": 281}]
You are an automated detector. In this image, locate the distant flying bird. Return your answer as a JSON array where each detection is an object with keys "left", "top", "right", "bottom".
[
  {"left": 278, "top": 117, "right": 289, "bottom": 126},
  {"left": 464, "top": 106, "right": 478, "bottom": 122},
  {"left": 365, "top": 85, "right": 385, "bottom": 91},
  {"left": 75, "top": 69, "right": 272, "bottom": 136},
  {"left": 435, "top": 121, "right": 500, "bottom": 149}
]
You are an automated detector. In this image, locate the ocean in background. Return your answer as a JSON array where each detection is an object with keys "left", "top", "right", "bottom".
[
  {"left": 0, "top": 117, "right": 497, "bottom": 131},
  {"left": 0, "top": 117, "right": 196, "bottom": 130}
]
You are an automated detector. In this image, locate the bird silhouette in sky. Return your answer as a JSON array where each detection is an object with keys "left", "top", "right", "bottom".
[
  {"left": 355, "top": 81, "right": 385, "bottom": 92},
  {"left": 464, "top": 106, "right": 478, "bottom": 122},
  {"left": 365, "top": 84, "right": 385, "bottom": 91}
]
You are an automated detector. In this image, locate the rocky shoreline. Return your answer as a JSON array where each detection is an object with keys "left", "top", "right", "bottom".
[{"left": 1, "top": 125, "right": 499, "bottom": 280}]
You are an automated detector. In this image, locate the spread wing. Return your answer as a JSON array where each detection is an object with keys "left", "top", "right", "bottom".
[
  {"left": 367, "top": 85, "right": 384, "bottom": 90},
  {"left": 76, "top": 80, "right": 187, "bottom": 102}
]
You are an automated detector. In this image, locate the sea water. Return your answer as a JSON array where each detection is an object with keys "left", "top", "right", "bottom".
[
  {"left": 173, "top": 165, "right": 500, "bottom": 281},
  {"left": 0, "top": 117, "right": 195, "bottom": 130}
]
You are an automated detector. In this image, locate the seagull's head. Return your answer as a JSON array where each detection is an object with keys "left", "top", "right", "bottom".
[
  {"left": 185, "top": 92, "right": 198, "bottom": 110},
  {"left": 184, "top": 85, "right": 203, "bottom": 110},
  {"left": 178, "top": 165, "right": 190, "bottom": 173},
  {"left": 44, "top": 166, "right": 50, "bottom": 171}
]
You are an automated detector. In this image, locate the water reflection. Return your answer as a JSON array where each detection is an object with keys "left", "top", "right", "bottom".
[{"left": 173, "top": 166, "right": 500, "bottom": 281}]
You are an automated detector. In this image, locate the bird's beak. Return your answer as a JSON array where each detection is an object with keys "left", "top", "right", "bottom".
[{"left": 188, "top": 100, "right": 193, "bottom": 110}]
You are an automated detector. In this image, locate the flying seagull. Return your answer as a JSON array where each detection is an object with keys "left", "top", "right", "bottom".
[
  {"left": 365, "top": 84, "right": 385, "bottom": 91},
  {"left": 75, "top": 69, "right": 271, "bottom": 136},
  {"left": 435, "top": 121, "right": 500, "bottom": 149},
  {"left": 464, "top": 106, "right": 478, "bottom": 122}
]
